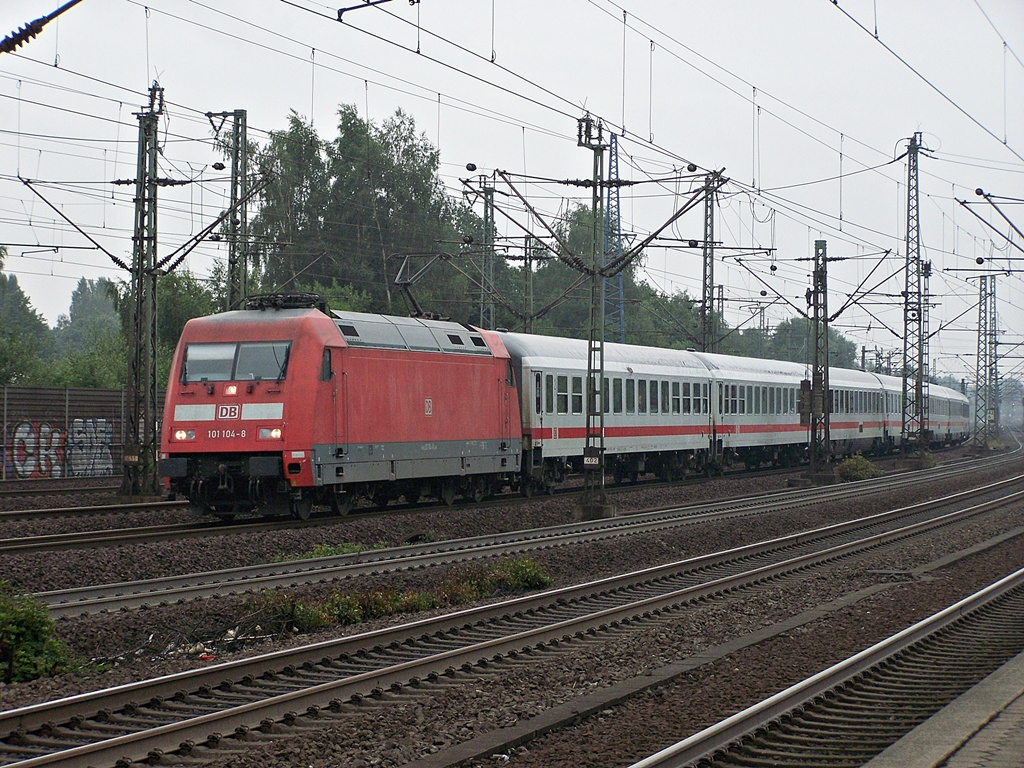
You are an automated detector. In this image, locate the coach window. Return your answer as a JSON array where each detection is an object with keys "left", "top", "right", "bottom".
[
  {"left": 571, "top": 376, "right": 583, "bottom": 414},
  {"left": 662, "top": 382, "right": 671, "bottom": 413},
  {"left": 717, "top": 383, "right": 723, "bottom": 414},
  {"left": 638, "top": 379, "right": 648, "bottom": 413},
  {"left": 535, "top": 373, "right": 543, "bottom": 414},
  {"left": 545, "top": 375, "right": 554, "bottom": 414},
  {"left": 649, "top": 381, "right": 659, "bottom": 414},
  {"left": 613, "top": 378, "right": 623, "bottom": 413},
  {"left": 557, "top": 375, "right": 569, "bottom": 414},
  {"left": 626, "top": 379, "right": 636, "bottom": 413},
  {"left": 681, "top": 382, "right": 691, "bottom": 414},
  {"left": 672, "top": 381, "right": 681, "bottom": 414},
  {"left": 701, "top": 383, "right": 709, "bottom": 414}
]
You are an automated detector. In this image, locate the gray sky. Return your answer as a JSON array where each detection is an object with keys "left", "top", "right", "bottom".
[{"left": 1, "top": 0, "right": 1022, "bottom": 380}]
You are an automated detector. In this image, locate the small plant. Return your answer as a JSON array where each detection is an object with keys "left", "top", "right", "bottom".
[
  {"left": 836, "top": 454, "right": 884, "bottom": 482},
  {"left": 0, "top": 581, "right": 75, "bottom": 683},
  {"left": 273, "top": 541, "right": 369, "bottom": 563},
  {"left": 247, "top": 556, "right": 552, "bottom": 638}
]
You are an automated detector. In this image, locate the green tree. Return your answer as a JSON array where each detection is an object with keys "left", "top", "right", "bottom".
[
  {"left": 0, "top": 247, "right": 50, "bottom": 385},
  {"left": 767, "top": 316, "right": 857, "bottom": 368},
  {"left": 250, "top": 107, "right": 483, "bottom": 320},
  {"left": 51, "top": 277, "right": 125, "bottom": 387}
]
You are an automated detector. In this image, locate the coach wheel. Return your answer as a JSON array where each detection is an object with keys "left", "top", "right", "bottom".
[
  {"left": 440, "top": 479, "right": 458, "bottom": 506},
  {"left": 291, "top": 498, "right": 314, "bottom": 521}
]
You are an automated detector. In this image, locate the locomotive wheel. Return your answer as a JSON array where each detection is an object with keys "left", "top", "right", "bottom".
[
  {"left": 472, "top": 478, "right": 488, "bottom": 503},
  {"left": 440, "top": 479, "right": 457, "bottom": 506},
  {"left": 291, "top": 498, "right": 314, "bottom": 520},
  {"left": 329, "top": 492, "right": 353, "bottom": 516}
]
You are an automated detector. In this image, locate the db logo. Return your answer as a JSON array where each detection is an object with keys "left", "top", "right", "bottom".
[{"left": 217, "top": 404, "right": 241, "bottom": 420}]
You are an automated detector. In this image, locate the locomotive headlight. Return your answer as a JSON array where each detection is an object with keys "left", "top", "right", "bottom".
[
  {"left": 224, "top": 384, "right": 238, "bottom": 396},
  {"left": 174, "top": 429, "right": 196, "bottom": 441},
  {"left": 258, "top": 427, "right": 283, "bottom": 440}
]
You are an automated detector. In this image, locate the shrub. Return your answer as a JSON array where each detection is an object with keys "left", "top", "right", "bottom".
[
  {"left": 0, "top": 582, "right": 75, "bottom": 683},
  {"left": 836, "top": 454, "right": 884, "bottom": 482}
]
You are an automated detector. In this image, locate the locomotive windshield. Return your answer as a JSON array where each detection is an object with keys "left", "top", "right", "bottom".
[{"left": 182, "top": 341, "right": 291, "bottom": 382}]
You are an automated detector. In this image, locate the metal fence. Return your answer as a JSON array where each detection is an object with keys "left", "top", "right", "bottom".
[{"left": 0, "top": 387, "right": 153, "bottom": 482}]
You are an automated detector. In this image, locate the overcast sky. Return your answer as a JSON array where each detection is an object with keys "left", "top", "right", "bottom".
[{"left": 1, "top": 0, "right": 1022, "bottom": 380}]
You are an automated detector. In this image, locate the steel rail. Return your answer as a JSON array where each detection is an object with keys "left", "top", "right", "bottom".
[
  {"left": 2, "top": 481, "right": 1021, "bottom": 767},
  {"left": 32, "top": 460, "right": 1024, "bottom": 616},
  {"left": 2, "top": 449, "right": 1015, "bottom": 555},
  {"left": 627, "top": 566, "right": 1024, "bottom": 768}
]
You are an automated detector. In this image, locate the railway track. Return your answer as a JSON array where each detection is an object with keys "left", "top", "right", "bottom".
[
  {"left": 31, "top": 452, "right": 1022, "bottom": 616},
  {"left": 3, "top": 448, "right": 1013, "bottom": 560},
  {"left": 1, "top": 473, "right": 1021, "bottom": 767},
  {"left": 628, "top": 566, "right": 1024, "bottom": 768}
]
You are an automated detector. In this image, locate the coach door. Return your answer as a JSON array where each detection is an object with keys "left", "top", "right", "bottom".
[{"left": 532, "top": 370, "right": 544, "bottom": 445}]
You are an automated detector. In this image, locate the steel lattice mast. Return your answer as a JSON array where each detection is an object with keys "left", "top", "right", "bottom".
[
  {"left": 901, "top": 132, "right": 929, "bottom": 451},
  {"left": 121, "top": 83, "right": 163, "bottom": 496},
  {"left": 578, "top": 115, "right": 609, "bottom": 512},
  {"left": 972, "top": 275, "right": 997, "bottom": 448},
  {"left": 603, "top": 133, "right": 626, "bottom": 343},
  {"left": 809, "top": 240, "right": 830, "bottom": 470}
]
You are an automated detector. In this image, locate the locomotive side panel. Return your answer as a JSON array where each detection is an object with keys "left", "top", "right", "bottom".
[{"left": 319, "top": 347, "right": 520, "bottom": 486}]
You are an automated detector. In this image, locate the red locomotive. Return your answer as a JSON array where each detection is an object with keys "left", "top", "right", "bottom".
[{"left": 159, "top": 295, "right": 521, "bottom": 518}]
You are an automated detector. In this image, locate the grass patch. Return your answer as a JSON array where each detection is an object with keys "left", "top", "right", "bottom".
[
  {"left": 273, "top": 541, "right": 371, "bottom": 562},
  {"left": 248, "top": 556, "right": 553, "bottom": 636},
  {"left": 836, "top": 454, "right": 885, "bottom": 482},
  {"left": 0, "top": 581, "right": 77, "bottom": 683}
]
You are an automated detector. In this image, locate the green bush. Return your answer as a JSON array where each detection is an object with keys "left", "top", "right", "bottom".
[
  {"left": 836, "top": 454, "right": 884, "bottom": 482},
  {"left": 0, "top": 582, "right": 74, "bottom": 683}
]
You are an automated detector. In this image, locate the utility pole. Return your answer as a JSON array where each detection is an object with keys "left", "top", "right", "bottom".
[
  {"left": 208, "top": 110, "right": 249, "bottom": 311},
  {"left": 522, "top": 234, "right": 535, "bottom": 333},
  {"left": 121, "top": 82, "right": 163, "bottom": 496},
  {"left": 807, "top": 239, "right": 830, "bottom": 472},
  {"left": 578, "top": 115, "right": 611, "bottom": 516},
  {"left": 701, "top": 172, "right": 725, "bottom": 352},
  {"left": 604, "top": 133, "right": 626, "bottom": 343},
  {"left": 972, "top": 275, "right": 998, "bottom": 448},
  {"left": 478, "top": 174, "right": 495, "bottom": 329},
  {"left": 901, "top": 131, "right": 929, "bottom": 452}
]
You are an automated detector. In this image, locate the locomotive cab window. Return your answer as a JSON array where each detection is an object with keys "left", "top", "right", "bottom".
[{"left": 182, "top": 341, "right": 291, "bottom": 383}]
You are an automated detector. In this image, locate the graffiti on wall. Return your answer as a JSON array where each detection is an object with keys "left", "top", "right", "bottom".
[
  {"left": 2, "top": 418, "right": 115, "bottom": 479},
  {"left": 69, "top": 418, "right": 114, "bottom": 476}
]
